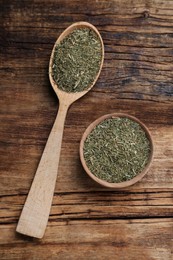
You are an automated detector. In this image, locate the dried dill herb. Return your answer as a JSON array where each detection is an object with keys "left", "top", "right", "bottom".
[
  {"left": 52, "top": 28, "right": 102, "bottom": 92},
  {"left": 83, "top": 117, "right": 151, "bottom": 183}
]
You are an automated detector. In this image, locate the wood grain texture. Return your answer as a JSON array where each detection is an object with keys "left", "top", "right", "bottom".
[
  {"left": 0, "top": 0, "right": 173, "bottom": 259},
  {"left": 0, "top": 219, "right": 173, "bottom": 260}
]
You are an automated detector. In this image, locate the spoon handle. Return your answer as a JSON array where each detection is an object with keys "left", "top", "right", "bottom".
[{"left": 16, "top": 101, "right": 68, "bottom": 238}]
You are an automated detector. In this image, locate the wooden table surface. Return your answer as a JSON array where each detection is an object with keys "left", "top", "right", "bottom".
[{"left": 0, "top": 0, "right": 173, "bottom": 259}]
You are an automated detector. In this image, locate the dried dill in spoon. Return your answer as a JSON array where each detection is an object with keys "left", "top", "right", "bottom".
[{"left": 52, "top": 27, "right": 102, "bottom": 92}]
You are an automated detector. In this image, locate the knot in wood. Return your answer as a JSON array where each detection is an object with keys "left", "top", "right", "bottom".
[{"left": 143, "top": 10, "right": 150, "bottom": 18}]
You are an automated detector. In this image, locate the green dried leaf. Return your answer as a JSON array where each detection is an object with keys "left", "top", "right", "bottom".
[
  {"left": 83, "top": 117, "right": 151, "bottom": 183},
  {"left": 52, "top": 28, "right": 102, "bottom": 92}
]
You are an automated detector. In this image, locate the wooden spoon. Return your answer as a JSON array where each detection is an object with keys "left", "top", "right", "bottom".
[{"left": 16, "top": 22, "right": 104, "bottom": 238}]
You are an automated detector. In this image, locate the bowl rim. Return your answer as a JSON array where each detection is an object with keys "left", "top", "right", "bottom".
[{"left": 79, "top": 113, "right": 154, "bottom": 188}]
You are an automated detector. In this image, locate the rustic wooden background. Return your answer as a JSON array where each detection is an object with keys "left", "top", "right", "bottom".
[{"left": 0, "top": 0, "right": 173, "bottom": 259}]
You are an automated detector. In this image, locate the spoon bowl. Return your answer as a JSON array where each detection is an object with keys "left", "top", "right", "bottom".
[
  {"left": 16, "top": 22, "right": 104, "bottom": 238},
  {"left": 49, "top": 21, "right": 104, "bottom": 105}
]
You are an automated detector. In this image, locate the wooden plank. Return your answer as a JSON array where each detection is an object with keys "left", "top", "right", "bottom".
[
  {"left": 0, "top": 219, "right": 172, "bottom": 260},
  {"left": 0, "top": 190, "right": 173, "bottom": 224},
  {"left": 0, "top": 0, "right": 173, "bottom": 258},
  {"left": 0, "top": 117, "right": 173, "bottom": 194}
]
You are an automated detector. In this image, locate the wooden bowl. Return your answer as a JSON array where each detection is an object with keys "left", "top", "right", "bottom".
[{"left": 79, "top": 113, "right": 154, "bottom": 188}]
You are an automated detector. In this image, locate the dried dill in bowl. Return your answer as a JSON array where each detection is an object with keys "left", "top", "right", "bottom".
[
  {"left": 52, "top": 27, "right": 102, "bottom": 92},
  {"left": 81, "top": 115, "right": 153, "bottom": 185}
]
